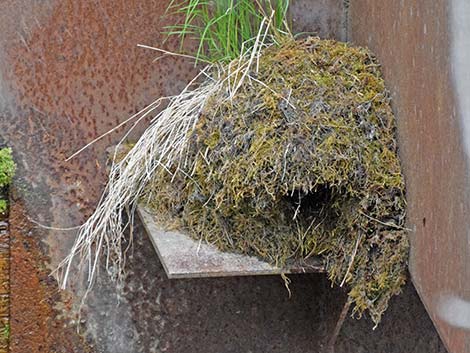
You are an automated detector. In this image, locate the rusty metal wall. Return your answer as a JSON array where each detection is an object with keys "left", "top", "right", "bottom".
[{"left": 350, "top": 1, "right": 470, "bottom": 353}]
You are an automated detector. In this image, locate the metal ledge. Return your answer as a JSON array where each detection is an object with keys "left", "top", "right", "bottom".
[{"left": 137, "top": 206, "right": 325, "bottom": 279}]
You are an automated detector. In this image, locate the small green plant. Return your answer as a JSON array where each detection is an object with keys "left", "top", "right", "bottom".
[
  {"left": 0, "top": 322, "right": 10, "bottom": 341},
  {"left": 0, "top": 200, "right": 6, "bottom": 214},
  {"left": 0, "top": 147, "right": 15, "bottom": 214},
  {"left": 0, "top": 148, "right": 15, "bottom": 188},
  {"left": 166, "top": 0, "right": 290, "bottom": 63}
]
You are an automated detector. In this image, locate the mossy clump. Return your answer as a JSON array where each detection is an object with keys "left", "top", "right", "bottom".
[
  {"left": 145, "top": 37, "right": 408, "bottom": 325},
  {"left": 0, "top": 148, "right": 15, "bottom": 188},
  {"left": 0, "top": 200, "right": 7, "bottom": 214},
  {"left": 0, "top": 148, "right": 15, "bottom": 214}
]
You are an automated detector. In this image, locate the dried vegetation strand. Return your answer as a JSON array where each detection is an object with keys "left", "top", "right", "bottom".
[
  {"left": 56, "top": 17, "right": 274, "bottom": 290},
  {"left": 145, "top": 37, "right": 409, "bottom": 326}
]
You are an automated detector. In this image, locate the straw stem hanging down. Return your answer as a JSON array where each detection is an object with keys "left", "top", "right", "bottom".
[{"left": 55, "top": 17, "right": 276, "bottom": 290}]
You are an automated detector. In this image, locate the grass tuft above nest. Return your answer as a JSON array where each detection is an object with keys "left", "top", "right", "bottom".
[
  {"left": 145, "top": 37, "right": 409, "bottom": 326},
  {"left": 166, "top": 0, "right": 290, "bottom": 63}
]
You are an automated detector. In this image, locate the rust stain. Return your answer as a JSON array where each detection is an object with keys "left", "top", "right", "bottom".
[
  {"left": 0, "top": 217, "right": 9, "bottom": 352},
  {"left": 9, "top": 198, "right": 92, "bottom": 353},
  {"left": 350, "top": 1, "right": 470, "bottom": 352}
]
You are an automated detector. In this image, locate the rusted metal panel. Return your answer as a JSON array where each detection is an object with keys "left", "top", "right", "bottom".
[
  {"left": 350, "top": 1, "right": 470, "bottom": 352},
  {"left": 137, "top": 206, "right": 324, "bottom": 278},
  {"left": 290, "top": 0, "right": 347, "bottom": 40}
]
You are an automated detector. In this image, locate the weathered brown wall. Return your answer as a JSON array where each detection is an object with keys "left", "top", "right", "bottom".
[{"left": 350, "top": 1, "right": 470, "bottom": 352}]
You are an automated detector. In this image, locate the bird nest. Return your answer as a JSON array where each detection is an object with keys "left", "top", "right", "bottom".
[{"left": 144, "top": 37, "right": 409, "bottom": 325}]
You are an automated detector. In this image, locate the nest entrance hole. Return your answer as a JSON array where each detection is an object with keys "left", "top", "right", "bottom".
[{"left": 283, "top": 185, "right": 341, "bottom": 227}]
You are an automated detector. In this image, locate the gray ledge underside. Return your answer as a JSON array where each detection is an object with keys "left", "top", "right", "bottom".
[{"left": 137, "top": 205, "right": 325, "bottom": 279}]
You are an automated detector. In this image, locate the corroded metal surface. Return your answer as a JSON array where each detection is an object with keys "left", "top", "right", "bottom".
[
  {"left": 350, "top": 1, "right": 470, "bottom": 352},
  {"left": 0, "top": 219, "right": 8, "bottom": 352},
  {"left": 137, "top": 206, "right": 324, "bottom": 278},
  {"left": 290, "top": 0, "right": 347, "bottom": 40}
]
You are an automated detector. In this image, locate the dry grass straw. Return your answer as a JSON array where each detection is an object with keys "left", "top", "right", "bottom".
[{"left": 55, "top": 16, "right": 277, "bottom": 290}]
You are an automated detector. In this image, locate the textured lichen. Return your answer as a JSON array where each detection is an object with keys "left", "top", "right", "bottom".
[{"left": 144, "top": 37, "right": 409, "bottom": 325}]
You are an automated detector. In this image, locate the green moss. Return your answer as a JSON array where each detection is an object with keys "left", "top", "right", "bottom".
[
  {"left": 145, "top": 37, "right": 409, "bottom": 326},
  {"left": 0, "top": 322, "right": 9, "bottom": 341},
  {"left": 0, "top": 148, "right": 15, "bottom": 188},
  {"left": 0, "top": 200, "right": 6, "bottom": 214},
  {"left": 0, "top": 148, "right": 15, "bottom": 214}
]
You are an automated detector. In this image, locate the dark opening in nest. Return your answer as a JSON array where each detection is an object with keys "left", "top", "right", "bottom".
[
  {"left": 282, "top": 186, "right": 341, "bottom": 229},
  {"left": 284, "top": 186, "right": 333, "bottom": 216}
]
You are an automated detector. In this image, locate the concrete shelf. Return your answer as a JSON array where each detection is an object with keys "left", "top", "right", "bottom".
[{"left": 137, "top": 205, "right": 325, "bottom": 279}]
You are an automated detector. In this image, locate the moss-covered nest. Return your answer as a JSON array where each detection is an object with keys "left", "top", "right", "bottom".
[{"left": 145, "top": 37, "right": 409, "bottom": 325}]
